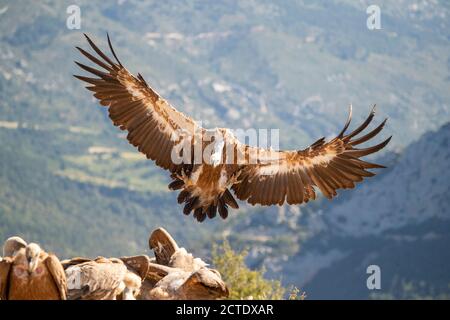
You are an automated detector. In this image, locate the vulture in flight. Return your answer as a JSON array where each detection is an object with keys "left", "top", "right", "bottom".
[
  {"left": 75, "top": 34, "right": 391, "bottom": 222},
  {"left": 0, "top": 238, "right": 67, "bottom": 300}
]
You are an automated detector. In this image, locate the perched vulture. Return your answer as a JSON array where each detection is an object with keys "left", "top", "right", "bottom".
[
  {"left": 146, "top": 264, "right": 229, "bottom": 300},
  {"left": 0, "top": 240, "right": 67, "bottom": 300},
  {"left": 63, "top": 257, "right": 141, "bottom": 300},
  {"left": 75, "top": 34, "right": 391, "bottom": 222},
  {"left": 149, "top": 228, "right": 207, "bottom": 272},
  {"left": 141, "top": 227, "right": 229, "bottom": 300}
]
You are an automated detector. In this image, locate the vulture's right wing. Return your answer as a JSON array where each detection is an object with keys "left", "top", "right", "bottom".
[
  {"left": 75, "top": 34, "right": 204, "bottom": 173},
  {"left": 0, "top": 257, "right": 12, "bottom": 300}
]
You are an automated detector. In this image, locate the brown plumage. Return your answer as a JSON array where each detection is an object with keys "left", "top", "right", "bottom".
[
  {"left": 63, "top": 256, "right": 141, "bottom": 300},
  {"left": 141, "top": 228, "right": 228, "bottom": 300},
  {"left": 75, "top": 34, "right": 391, "bottom": 222},
  {"left": 2, "top": 236, "right": 26, "bottom": 258},
  {"left": 149, "top": 228, "right": 208, "bottom": 272},
  {"left": 146, "top": 265, "right": 229, "bottom": 300},
  {"left": 149, "top": 228, "right": 179, "bottom": 266},
  {"left": 0, "top": 239, "right": 67, "bottom": 300}
]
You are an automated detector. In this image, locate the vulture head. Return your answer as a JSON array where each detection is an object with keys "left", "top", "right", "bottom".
[
  {"left": 122, "top": 271, "right": 142, "bottom": 300},
  {"left": 144, "top": 228, "right": 229, "bottom": 300},
  {"left": 25, "top": 243, "right": 41, "bottom": 275},
  {"left": 3, "top": 236, "right": 27, "bottom": 257},
  {"left": 1, "top": 241, "right": 67, "bottom": 300},
  {"left": 168, "top": 248, "right": 207, "bottom": 271}
]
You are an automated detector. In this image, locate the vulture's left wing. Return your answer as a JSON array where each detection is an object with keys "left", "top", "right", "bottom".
[
  {"left": 231, "top": 106, "right": 391, "bottom": 206},
  {"left": 45, "top": 254, "right": 68, "bottom": 300},
  {"left": 75, "top": 34, "right": 203, "bottom": 173}
]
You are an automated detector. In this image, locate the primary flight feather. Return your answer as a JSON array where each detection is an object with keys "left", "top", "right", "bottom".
[{"left": 74, "top": 34, "right": 391, "bottom": 222}]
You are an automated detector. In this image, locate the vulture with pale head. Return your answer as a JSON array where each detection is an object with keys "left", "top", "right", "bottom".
[
  {"left": 75, "top": 34, "right": 391, "bottom": 222},
  {"left": 0, "top": 238, "right": 67, "bottom": 300},
  {"left": 145, "top": 264, "right": 229, "bottom": 300},
  {"left": 140, "top": 228, "right": 229, "bottom": 300}
]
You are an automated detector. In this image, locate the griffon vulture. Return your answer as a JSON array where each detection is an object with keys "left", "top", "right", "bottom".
[
  {"left": 145, "top": 264, "right": 229, "bottom": 300},
  {"left": 140, "top": 227, "right": 228, "bottom": 300},
  {"left": 74, "top": 34, "right": 391, "bottom": 222},
  {"left": 0, "top": 240, "right": 67, "bottom": 300},
  {"left": 63, "top": 257, "right": 141, "bottom": 300},
  {"left": 149, "top": 227, "right": 207, "bottom": 272}
]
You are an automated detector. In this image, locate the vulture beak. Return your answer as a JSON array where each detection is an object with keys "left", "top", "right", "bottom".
[
  {"left": 25, "top": 243, "right": 41, "bottom": 274},
  {"left": 122, "top": 272, "right": 141, "bottom": 300},
  {"left": 27, "top": 256, "right": 39, "bottom": 274}
]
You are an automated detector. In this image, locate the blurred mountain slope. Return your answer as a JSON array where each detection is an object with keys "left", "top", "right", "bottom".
[
  {"left": 1, "top": 0, "right": 449, "bottom": 148},
  {"left": 282, "top": 122, "right": 450, "bottom": 299},
  {"left": 0, "top": 0, "right": 449, "bottom": 298},
  {"left": 0, "top": 127, "right": 217, "bottom": 258}
]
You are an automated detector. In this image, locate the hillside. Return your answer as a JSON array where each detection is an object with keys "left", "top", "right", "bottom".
[
  {"left": 1, "top": 1, "right": 449, "bottom": 148},
  {"left": 0, "top": 127, "right": 216, "bottom": 258},
  {"left": 0, "top": 0, "right": 449, "bottom": 299},
  {"left": 281, "top": 123, "right": 450, "bottom": 299}
]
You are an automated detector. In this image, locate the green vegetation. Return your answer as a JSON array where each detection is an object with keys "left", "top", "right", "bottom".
[
  {"left": 212, "top": 240, "right": 286, "bottom": 300},
  {"left": 60, "top": 152, "right": 167, "bottom": 192},
  {"left": 370, "top": 281, "right": 450, "bottom": 300},
  {"left": 0, "top": 128, "right": 214, "bottom": 258},
  {"left": 1, "top": 1, "right": 449, "bottom": 299}
]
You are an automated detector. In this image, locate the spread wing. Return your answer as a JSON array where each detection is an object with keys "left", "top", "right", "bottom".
[
  {"left": 45, "top": 254, "right": 68, "bottom": 300},
  {"left": 74, "top": 34, "right": 202, "bottom": 173},
  {"left": 0, "top": 257, "right": 12, "bottom": 300},
  {"left": 231, "top": 106, "right": 391, "bottom": 205}
]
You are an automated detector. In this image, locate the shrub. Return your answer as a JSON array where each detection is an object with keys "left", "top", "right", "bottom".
[{"left": 211, "top": 240, "right": 285, "bottom": 300}]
